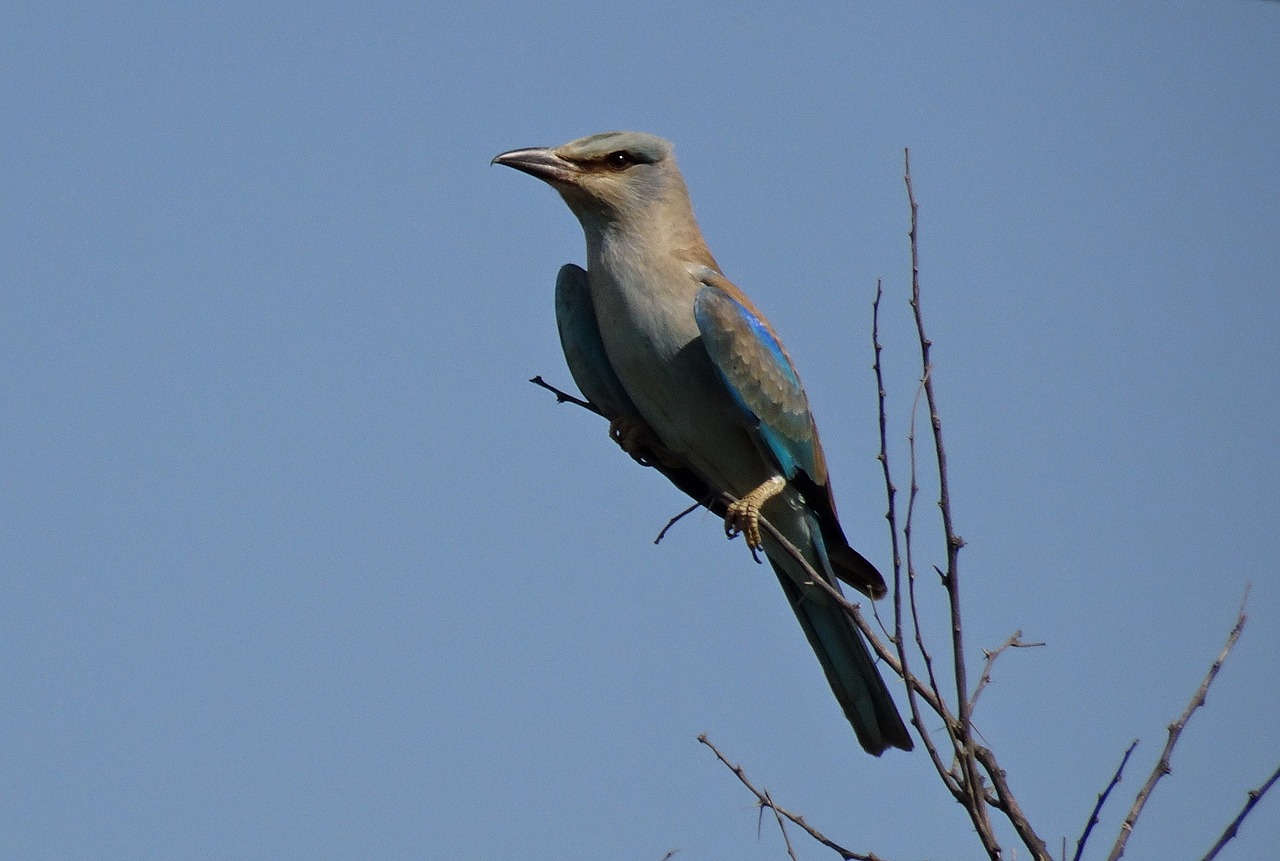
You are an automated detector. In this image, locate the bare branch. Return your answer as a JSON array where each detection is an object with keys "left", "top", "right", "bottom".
[
  {"left": 698, "top": 734, "right": 889, "bottom": 861},
  {"left": 905, "top": 149, "right": 1034, "bottom": 860},
  {"left": 750, "top": 521, "right": 1050, "bottom": 859},
  {"left": 904, "top": 367, "right": 964, "bottom": 794},
  {"left": 653, "top": 500, "right": 704, "bottom": 545},
  {"left": 529, "top": 375, "right": 601, "bottom": 414},
  {"left": 904, "top": 371, "right": 947, "bottom": 708},
  {"left": 1074, "top": 740, "right": 1138, "bottom": 861},
  {"left": 969, "top": 630, "right": 1046, "bottom": 714},
  {"left": 874, "top": 279, "right": 962, "bottom": 796},
  {"left": 1106, "top": 591, "right": 1250, "bottom": 861},
  {"left": 763, "top": 789, "right": 801, "bottom": 861},
  {"left": 1199, "top": 762, "right": 1280, "bottom": 861},
  {"left": 972, "top": 743, "right": 1051, "bottom": 859}
]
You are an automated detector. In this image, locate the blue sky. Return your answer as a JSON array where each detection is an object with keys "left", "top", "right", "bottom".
[{"left": 2, "top": 3, "right": 1278, "bottom": 859}]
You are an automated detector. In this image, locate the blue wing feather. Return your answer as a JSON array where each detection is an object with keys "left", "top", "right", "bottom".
[{"left": 692, "top": 273, "right": 818, "bottom": 480}]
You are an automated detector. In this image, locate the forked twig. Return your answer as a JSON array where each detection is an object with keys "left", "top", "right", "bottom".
[
  {"left": 763, "top": 789, "right": 801, "bottom": 861},
  {"left": 875, "top": 280, "right": 960, "bottom": 794},
  {"left": 969, "top": 631, "right": 1045, "bottom": 714},
  {"left": 905, "top": 149, "right": 1043, "bottom": 859},
  {"left": 698, "top": 734, "right": 886, "bottom": 861}
]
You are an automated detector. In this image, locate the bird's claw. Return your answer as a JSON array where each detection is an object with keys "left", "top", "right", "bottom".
[
  {"left": 724, "top": 476, "right": 786, "bottom": 551},
  {"left": 608, "top": 416, "right": 684, "bottom": 469},
  {"left": 608, "top": 416, "right": 647, "bottom": 454}
]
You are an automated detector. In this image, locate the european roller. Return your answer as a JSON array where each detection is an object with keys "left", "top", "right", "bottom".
[{"left": 494, "top": 131, "right": 913, "bottom": 755}]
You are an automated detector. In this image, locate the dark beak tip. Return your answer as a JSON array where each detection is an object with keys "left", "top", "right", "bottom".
[{"left": 491, "top": 147, "right": 575, "bottom": 185}]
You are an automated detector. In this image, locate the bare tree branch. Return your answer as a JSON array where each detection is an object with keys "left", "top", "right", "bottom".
[
  {"left": 905, "top": 148, "right": 1048, "bottom": 861},
  {"left": 1107, "top": 590, "right": 1250, "bottom": 861},
  {"left": 903, "top": 368, "right": 965, "bottom": 795},
  {"left": 698, "top": 734, "right": 889, "bottom": 861},
  {"left": 1199, "top": 762, "right": 1280, "bottom": 861},
  {"left": 874, "top": 281, "right": 962, "bottom": 797},
  {"left": 653, "top": 499, "right": 704, "bottom": 545},
  {"left": 763, "top": 789, "right": 801, "bottom": 861},
  {"left": 529, "top": 374, "right": 600, "bottom": 414},
  {"left": 1074, "top": 740, "right": 1138, "bottom": 861},
  {"left": 905, "top": 148, "right": 980, "bottom": 802},
  {"left": 969, "top": 631, "right": 1046, "bottom": 715}
]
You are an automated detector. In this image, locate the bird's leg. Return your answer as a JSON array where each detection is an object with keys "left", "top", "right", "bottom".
[
  {"left": 608, "top": 416, "right": 685, "bottom": 469},
  {"left": 724, "top": 475, "right": 786, "bottom": 551}
]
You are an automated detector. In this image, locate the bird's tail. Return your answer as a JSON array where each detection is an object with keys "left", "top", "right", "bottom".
[{"left": 768, "top": 560, "right": 913, "bottom": 755}]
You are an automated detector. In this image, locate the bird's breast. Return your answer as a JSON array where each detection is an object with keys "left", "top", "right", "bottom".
[{"left": 586, "top": 251, "right": 767, "bottom": 495}]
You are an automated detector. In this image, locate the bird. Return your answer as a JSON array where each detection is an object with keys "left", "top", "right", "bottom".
[{"left": 494, "top": 131, "right": 913, "bottom": 755}]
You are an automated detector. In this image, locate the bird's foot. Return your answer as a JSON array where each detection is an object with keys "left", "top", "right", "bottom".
[
  {"left": 608, "top": 415, "right": 650, "bottom": 455},
  {"left": 608, "top": 416, "right": 684, "bottom": 469},
  {"left": 724, "top": 476, "right": 786, "bottom": 551}
]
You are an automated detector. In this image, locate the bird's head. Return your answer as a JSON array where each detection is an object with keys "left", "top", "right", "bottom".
[{"left": 493, "top": 131, "right": 683, "bottom": 231}]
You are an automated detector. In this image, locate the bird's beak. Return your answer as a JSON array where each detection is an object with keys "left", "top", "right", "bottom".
[{"left": 491, "top": 147, "right": 580, "bottom": 186}]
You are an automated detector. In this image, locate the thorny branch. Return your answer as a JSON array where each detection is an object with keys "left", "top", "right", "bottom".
[
  {"left": 1074, "top": 740, "right": 1138, "bottom": 861},
  {"left": 1200, "top": 762, "right": 1280, "bottom": 861},
  {"left": 969, "top": 631, "right": 1045, "bottom": 715},
  {"left": 875, "top": 281, "right": 961, "bottom": 795},
  {"left": 698, "top": 734, "right": 886, "bottom": 861},
  {"left": 1106, "top": 590, "right": 1251, "bottom": 861},
  {"left": 762, "top": 789, "right": 801, "bottom": 861},
  {"left": 904, "top": 149, "right": 1016, "bottom": 860}
]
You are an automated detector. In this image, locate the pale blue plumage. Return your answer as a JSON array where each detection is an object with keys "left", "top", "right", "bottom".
[{"left": 496, "top": 132, "right": 913, "bottom": 754}]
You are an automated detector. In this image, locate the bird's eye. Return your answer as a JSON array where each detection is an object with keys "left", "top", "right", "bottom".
[{"left": 604, "top": 150, "right": 637, "bottom": 170}]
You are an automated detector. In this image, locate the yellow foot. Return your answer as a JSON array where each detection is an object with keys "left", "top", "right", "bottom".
[
  {"left": 725, "top": 476, "right": 786, "bottom": 551},
  {"left": 608, "top": 416, "right": 684, "bottom": 469}
]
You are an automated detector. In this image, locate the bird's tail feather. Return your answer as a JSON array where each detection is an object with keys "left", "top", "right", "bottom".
[{"left": 769, "top": 561, "right": 913, "bottom": 755}]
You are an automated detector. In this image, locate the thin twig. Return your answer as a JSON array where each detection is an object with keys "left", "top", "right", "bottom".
[
  {"left": 654, "top": 500, "right": 704, "bottom": 544},
  {"left": 763, "top": 789, "right": 801, "bottom": 861},
  {"left": 1106, "top": 590, "right": 1250, "bottom": 861},
  {"left": 874, "top": 279, "right": 960, "bottom": 794},
  {"left": 969, "top": 631, "right": 1046, "bottom": 714},
  {"left": 1074, "top": 740, "right": 1138, "bottom": 861},
  {"left": 1199, "top": 762, "right": 1280, "bottom": 861},
  {"left": 872, "top": 278, "right": 902, "bottom": 639},
  {"left": 904, "top": 368, "right": 964, "bottom": 793},
  {"left": 529, "top": 375, "right": 601, "bottom": 414},
  {"left": 906, "top": 374, "right": 951, "bottom": 711},
  {"left": 906, "top": 150, "right": 1039, "bottom": 859},
  {"left": 698, "top": 734, "right": 887, "bottom": 861}
]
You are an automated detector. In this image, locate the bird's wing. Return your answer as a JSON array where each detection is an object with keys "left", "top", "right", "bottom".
[
  {"left": 691, "top": 268, "right": 823, "bottom": 484},
  {"left": 693, "top": 267, "right": 887, "bottom": 599},
  {"left": 554, "top": 263, "right": 639, "bottom": 421}
]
